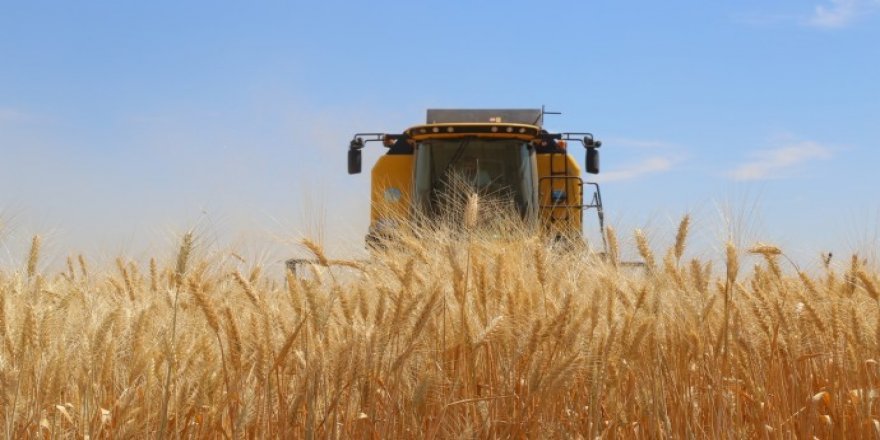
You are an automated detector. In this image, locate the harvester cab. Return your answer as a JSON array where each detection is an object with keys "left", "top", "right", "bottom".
[{"left": 347, "top": 109, "right": 605, "bottom": 247}]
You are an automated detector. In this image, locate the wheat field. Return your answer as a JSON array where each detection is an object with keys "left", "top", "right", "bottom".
[{"left": 1, "top": 213, "right": 880, "bottom": 438}]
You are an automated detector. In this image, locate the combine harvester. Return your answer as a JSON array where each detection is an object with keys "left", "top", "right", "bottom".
[{"left": 288, "top": 108, "right": 612, "bottom": 275}]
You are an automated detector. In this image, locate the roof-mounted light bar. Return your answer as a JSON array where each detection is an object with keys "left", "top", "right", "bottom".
[{"left": 405, "top": 123, "right": 541, "bottom": 141}]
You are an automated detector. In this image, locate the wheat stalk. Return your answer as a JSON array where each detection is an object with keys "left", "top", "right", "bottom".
[
  {"left": 232, "top": 270, "right": 261, "bottom": 308},
  {"left": 150, "top": 258, "right": 159, "bottom": 293},
  {"left": 464, "top": 192, "right": 479, "bottom": 231},
  {"left": 223, "top": 306, "right": 243, "bottom": 374},
  {"left": 174, "top": 232, "right": 194, "bottom": 289},
  {"left": 301, "top": 239, "right": 329, "bottom": 267},
  {"left": 606, "top": 225, "right": 620, "bottom": 269},
  {"left": 673, "top": 215, "right": 690, "bottom": 262},
  {"left": 159, "top": 232, "right": 194, "bottom": 439},
  {"left": 78, "top": 254, "right": 89, "bottom": 279},
  {"left": 26, "top": 235, "right": 41, "bottom": 280},
  {"left": 635, "top": 229, "right": 655, "bottom": 271},
  {"left": 856, "top": 270, "right": 880, "bottom": 300},
  {"left": 725, "top": 241, "right": 739, "bottom": 284}
]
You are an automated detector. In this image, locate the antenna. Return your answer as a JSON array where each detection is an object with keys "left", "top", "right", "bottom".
[
  {"left": 542, "top": 104, "right": 562, "bottom": 117},
  {"left": 535, "top": 104, "right": 561, "bottom": 125}
]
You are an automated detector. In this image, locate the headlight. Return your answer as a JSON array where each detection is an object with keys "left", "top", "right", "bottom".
[
  {"left": 384, "top": 187, "right": 402, "bottom": 202},
  {"left": 370, "top": 218, "right": 399, "bottom": 233},
  {"left": 551, "top": 190, "right": 567, "bottom": 203}
]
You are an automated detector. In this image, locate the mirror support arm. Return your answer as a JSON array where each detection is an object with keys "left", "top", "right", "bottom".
[{"left": 347, "top": 133, "right": 408, "bottom": 174}]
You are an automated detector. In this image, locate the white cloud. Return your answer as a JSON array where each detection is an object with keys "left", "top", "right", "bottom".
[
  {"left": 600, "top": 157, "right": 676, "bottom": 182},
  {"left": 729, "top": 140, "right": 832, "bottom": 181},
  {"left": 595, "top": 137, "right": 683, "bottom": 182},
  {"left": 737, "top": 0, "right": 878, "bottom": 28},
  {"left": 806, "top": 0, "right": 878, "bottom": 28}
]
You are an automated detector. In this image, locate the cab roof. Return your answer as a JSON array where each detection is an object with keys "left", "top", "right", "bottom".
[{"left": 426, "top": 109, "right": 544, "bottom": 126}]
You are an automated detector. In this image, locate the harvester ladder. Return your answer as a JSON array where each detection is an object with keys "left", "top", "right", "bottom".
[
  {"left": 538, "top": 151, "right": 608, "bottom": 251},
  {"left": 547, "top": 151, "right": 573, "bottom": 223}
]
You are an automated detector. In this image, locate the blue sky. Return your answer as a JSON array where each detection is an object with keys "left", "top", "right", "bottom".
[{"left": 1, "top": 0, "right": 878, "bottom": 266}]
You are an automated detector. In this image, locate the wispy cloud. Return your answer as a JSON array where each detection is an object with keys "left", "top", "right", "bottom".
[
  {"left": 735, "top": 0, "right": 878, "bottom": 28},
  {"left": 601, "top": 157, "right": 676, "bottom": 182},
  {"left": 596, "top": 136, "right": 684, "bottom": 182},
  {"left": 729, "top": 140, "right": 832, "bottom": 181},
  {"left": 805, "top": 0, "right": 878, "bottom": 28}
]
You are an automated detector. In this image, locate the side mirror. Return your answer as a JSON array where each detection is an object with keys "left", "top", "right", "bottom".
[
  {"left": 586, "top": 147, "right": 599, "bottom": 174},
  {"left": 348, "top": 148, "right": 362, "bottom": 174}
]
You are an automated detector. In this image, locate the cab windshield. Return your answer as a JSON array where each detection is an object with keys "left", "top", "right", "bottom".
[{"left": 413, "top": 139, "right": 536, "bottom": 219}]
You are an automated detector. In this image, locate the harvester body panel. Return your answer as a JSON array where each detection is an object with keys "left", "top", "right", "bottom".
[{"left": 370, "top": 154, "right": 413, "bottom": 225}]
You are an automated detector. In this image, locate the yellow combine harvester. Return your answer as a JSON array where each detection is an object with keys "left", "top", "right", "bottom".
[
  {"left": 288, "top": 108, "right": 607, "bottom": 274},
  {"left": 349, "top": 109, "right": 605, "bottom": 241}
]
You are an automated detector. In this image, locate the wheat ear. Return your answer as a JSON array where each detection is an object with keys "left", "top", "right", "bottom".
[
  {"left": 26, "top": 235, "right": 41, "bottom": 280},
  {"left": 673, "top": 215, "right": 690, "bottom": 262}
]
